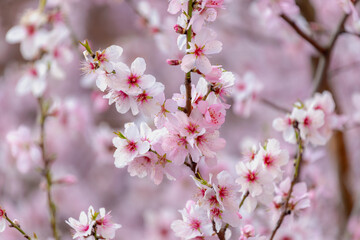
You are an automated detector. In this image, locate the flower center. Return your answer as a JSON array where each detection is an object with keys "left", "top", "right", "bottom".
[
  {"left": 303, "top": 116, "right": 311, "bottom": 126},
  {"left": 126, "top": 141, "right": 137, "bottom": 152},
  {"left": 189, "top": 219, "right": 201, "bottom": 230},
  {"left": 127, "top": 74, "right": 139, "bottom": 87},
  {"left": 26, "top": 25, "right": 36, "bottom": 36},
  {"left": 194, "top": 46, "right": 204, "bottom": 57},
  {"left": 246, "top": 171, "right": 257, "bottom": 182},
  {"left": 263, "top": 154, "right": 273, "bottom": 166}
]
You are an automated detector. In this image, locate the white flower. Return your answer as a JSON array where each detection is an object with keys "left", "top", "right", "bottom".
[
  {"left": 181, "top": 28, "right": 222, "bottom": 74},
  {"left": 113, "top": 122, "right": 150, "bottom": 168}
]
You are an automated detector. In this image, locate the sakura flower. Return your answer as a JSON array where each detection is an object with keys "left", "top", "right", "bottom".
[
  {"left": 0, "top": 207, "right": 5, "bottom": 232},
  {"left": 104, "top": 89, "right": 136, "bottom": 114},
  {"left": 291, "top": 107, "right": 325, "bottom": 145},
  {"left": 171, "top": 200, "right": 213, "bottom": 239},
  {"left": 274, "top": 177, "right": 310, "bottom": 215},
  {"left": 272, "top": 113, "right": 296, "bottom": 144},
  {"left": 134, "top": 82, "right": 165, "bottom": 117},
  {"left": 214, "top": 171, "right": 240, "bottom": 210},
  {"left": 94, "top": 45, "right": 123, "bottom": 73},
  {"left": 181, "top": 28, "right": 222, "bottom": 74},
  {"left": 113, "top": 122, "right": 150, "bottom": 168},
  {"left": 6, "top": 9, "right": 47, "bottom": 60},
  {"left": 198, "top": 101, "right": 226, "bottom": 128},
  {"left": 173, "top": 77, "right": 208, "bottom": 108},
  {"left": 236, "top": 158, "right": 272, "bottom": 197},
  {"left": 112, "top": 57, "right": 156, "bottom": 95},
  {"left": 66, "top": 209, "right": 95, "bottom": 239},
  {"left": 239, "top": 224, "right": 266, "bottom": 240},
  {"left": 6, "top": 126, "right": 42, "bottom": 173},
  {"left": 194, "top": 130, "right": 225, "bottom": 166},
  {"left": 154, "top": 98, "right": 178, "bottom": 128},
  {"left": 255, "top": 138, "right": 289, "bottom": 179},
  {"left": 17, "top": 61, "right": 47, "bottom": 97},
  {"left": 96, "top": 208, "right": 121, "bottom": 239}
]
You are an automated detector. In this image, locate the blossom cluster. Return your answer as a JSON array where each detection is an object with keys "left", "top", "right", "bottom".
[
  {"left": 66, "top": 206, "right": 121, "bottom": 240},
  {"left": 273, "top": 91, "right": 343, "bottom": 146},
  {"left": 5, "top": 3, "right": 73, "bottom": 97}
]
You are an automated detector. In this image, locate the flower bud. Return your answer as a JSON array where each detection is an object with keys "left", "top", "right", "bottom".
[
  {"left": 166, "top": 59, "right": 181, "bottom": 66},
  {"left": 174, "top": 24, "right": 185, "bottom": 34}
]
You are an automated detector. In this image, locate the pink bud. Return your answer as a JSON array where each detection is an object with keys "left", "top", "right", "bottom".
[
  {"left": 166, "top": 59, "right": 181, "bottom": 66},
  {"left": 174, "top": 24, "right": 185, "bottom": 34},
  {"left": 54, "top": 175, "right": 77, "bottom": 185}
]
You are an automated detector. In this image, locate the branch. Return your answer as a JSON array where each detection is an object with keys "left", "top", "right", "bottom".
[
  {"left": 4, "top": 213, "right": 34, "bottom": 240},
  {"left": 269, "top": 123, "right": 303, "bottom": 240},
  {"left": 184, "top": 0, "right": 194, "bottom": 116},
  {"left": 260, "top": 98, "right": 290, "bottom": 113},
  {"left": 280, "top": 14, "right": 326, "bottom": 54},
  {"left": 37, "top": 98, "right": 60, "bottom": 240}
]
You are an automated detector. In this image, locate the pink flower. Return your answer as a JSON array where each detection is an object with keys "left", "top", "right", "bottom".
[
  {"left": 291, "top": 107, "right": 325, "bottom": 145},
  {"left": 6, "top": 126, "right": 42, "bottom": 173},
  {"left": 236, "top": 158, "right": 272, "bottom": 197},
  {"left": 104, "top": 89, "right": 137, "bottom": 114},
  {"left": 17, "top": 61, "right": 47, "bottom": 97},
  {"left": 66, "top": 208, "right": 95, "bottom": 239},
  {"left": 195, "top": 130, "right": 225, "bottom": 166},
  {"left": 198, "top": 101, "right": 226, "bottom": 128},
  {"left": 255, "top": 138, "right": 289, "bottom": 179},
  {"left": 94, "top": 45, "right": 123, "bottom": 73},
  {"left": 171, "top": 201, "right": 213, "bottom": 239},
  {"left": 181, "top": 28, "right": 222, "bottom": 74},
  {"left": 113, "top": 122, "right": 150, "bottom": 168},
  {"left": 112, "top": 57, "right": 156, "bottom": 95},
  {"left": 96, "top": 208, "right": 121, "bottom": 239},
  {"left": 272, "top": 114, "right": 296, "bottom": 144},
  {"left": 154, "top": 99, "right": 178, "bottom": 128},
  {"left": 5, "top": 9, "right": 47, "bottom": 60}
]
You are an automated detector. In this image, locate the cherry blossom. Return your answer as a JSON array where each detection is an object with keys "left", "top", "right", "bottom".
[
  {"left": 236, "top": 158, "right": 272, "bottom": 197},
  {"left": 113, "top": 122, "right": 150, "bottom": 168},
  {"left": 255, "top": 138, "right": 289, "bottom": 179},
  {"left": 66, "top": 208, "right": 95, "bottom": 239},
  {"left": 181, "top": 28, "right": 223, "bottom": 74},
  {"left": 111, "top": 57, "right": 156, "bottom": 95},
  {"left": 96, "top": 208, "right": 122, "bottom": 239},
  {"left": 17, "top": 61, "right": 47, "bottom": 97},
  {"left": 171, "top": 200, "right": 213, "bottom": 239}
]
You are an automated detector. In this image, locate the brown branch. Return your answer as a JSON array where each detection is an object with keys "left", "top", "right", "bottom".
[
  {"left": 269, "top": 124, "right": 303, "bottom": 240},
  {"left": 280, "top": 14, "right": 326, "bottom": 54},
  {"left": 260, "top": 98, "right": 290, "bottom": 113}
]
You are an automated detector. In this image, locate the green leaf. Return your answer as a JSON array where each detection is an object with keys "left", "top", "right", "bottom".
[
  {"left": 79, "top": 40, "right": 93, "bottom": 55},
  {"left": 114, "top": 131, "right": 126, "bottom": 139}
]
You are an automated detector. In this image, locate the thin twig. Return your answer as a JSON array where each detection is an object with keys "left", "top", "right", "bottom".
[
  {"left": 5, "top": 213, "right": 33, "bottom": 240},
  {"left": 269, "top": 123, "right": 303, "bottom": 240},
  {"left": 260, "top": 98, "right": 290, "bottom": 113},
  {"left": 37, "top": 98, "right": 59, "bottom": 240}
]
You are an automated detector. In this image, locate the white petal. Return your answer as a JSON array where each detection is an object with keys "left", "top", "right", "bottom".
[
  {"left": 196, "top": 55, "right": 212, "bottom": 74},
  {"left": 6, "top": 25, "right": 26, "bottom": 43},
  {"left": 131, "top": 57, "right": 146, "bottom": 76},
  {"left": 181, "top": 54, "right": 196, "bottom": 73},
  {"left": 203, "top": 40, "right": 222, "bottom": 55}
]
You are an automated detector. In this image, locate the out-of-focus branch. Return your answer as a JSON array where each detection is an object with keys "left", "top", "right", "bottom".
[
  {"left": 280, "top": 13, "right": 326, "bottom": 54},
  {"left": 37, "top": 98, "right": 59, "bottom": 240},
  {"left": 269, "top": 123, "right": 303, "bottom": 240},
  {"left": 260, "top": 98, "right": 290, "bottom": 113},
  {"left": 5, "top": 213, "right": 34, "bottom": 240}
]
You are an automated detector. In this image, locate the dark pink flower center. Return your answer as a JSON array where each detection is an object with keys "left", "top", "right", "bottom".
[
  {"left": 189, "top": 219, "right": 201, "bottom": 230},
  {"left": 246, "top": 171, "right": 257, "bottom": 182},
  {"left": 218, "top": 186, "right": 229, "bottom": 199},
  {"left": 186, "top": 122, "right": 198, "bottom": 134},
  {"left": 0, "top": 209, "right": 4, "bottom": 218},
  {"left": 194, "top": 46, "right": 204, "bottom": 57},
  {"left": 127, "top": 74, "right": 139, "bottom": 87},
  {"left": 29, "top": 68, "right": 37, "bottom": 77},
  {"left": 263, "top": 154, "right": 273, "bottom": 166},
  {"left": 126, "top": 141, "right": 137, "bottom": 152},
  {"left": 116, "top": 90, "right": 129, "bottom": 100},
  {"left": 211, "top": 208, "right": 221, "bottom": 217},
  {"left": 303, "top": 116, "right": 311, "bottom": 126},
  {"left": 96, "top": 52, "right": 107, "bottom": 63},
  {"left": 137, "top": 92, "right": 149, "bottom": 103},
  {"left": 26, "top": 25, "right": 36, "bottom": 36}
]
